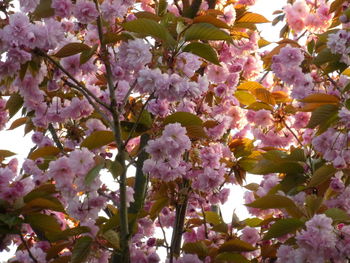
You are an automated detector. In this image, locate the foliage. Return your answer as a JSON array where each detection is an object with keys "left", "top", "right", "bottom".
[{"left": 0, "top": 0, "right": 350, "bottom": 262}]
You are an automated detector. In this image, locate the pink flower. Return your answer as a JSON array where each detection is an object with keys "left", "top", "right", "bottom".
[
  {"left": 119, "top": 39, "right": 152, "bottom": 71},
  {"left": 52, "top": 0, "right": 72, "bottom": 18},
  {"left": 175, "top": 52, "right": 202, "bottom": 77},
  {"left": 73, "top": 0, "right": 99, "bottom": 24},
  {"left": 206, "top": 64, "right": 229, "bottom": 83},
  {"left": 241, "top": 227, "right": 260, "bottom": 245},
  {"left": 20, "top": 0, "right": 40, "bottom": 13},
  {"left": 68, "top": 148, "right": 95, "bottom": 175},
  {"left": 254, "top": 109, "right": 272, "bottom": 127}
]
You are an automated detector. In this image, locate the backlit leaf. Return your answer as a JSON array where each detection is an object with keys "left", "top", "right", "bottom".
[
  {"left": 263, "top": 218, "right": 304, "bottom": 240},
  {"left": 307, "top": 164, "right": 336, "bottom": 187},
  {"left": 6, "top": 93, "right": 23, "bottom": 119},
  {"left": 246, "top": 194, "right": 296, "bottom": 209},
  {"left": 80, "top": 130, "right": 115, "bottom": 150},
  {"left": 54, "top": 43, "right": 91, "bottom": 58},
  {"left": 306, "top": 104, "right": 339, "bottom": 128},
  {"left": 29, "top": 146, "right": 61, "bottom": 160},
  {"left": 71, "top": 236, "right": 93, "bottom": 263},
  {"left": 184, "top": 23, "right": 232, "bottom": 42},
  {"left": 193, "top": 15, "right": 230, "bottom": 28},
  {"left": 237, "top": 12, "right": 270, "bottom": 23},
  {"left": 183, "top": 42, "right": 220, "bottom": 65},
  {"left": 218, "top": 239, "right": 257, "bottom": 253}
]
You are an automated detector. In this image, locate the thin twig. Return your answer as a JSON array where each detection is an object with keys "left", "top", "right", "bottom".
[
  {"left": 283, "top": 120, "right": 303, "bottom": 146},
  {"left": 34, "top": 49, "right": 111, "bottom": 111},
  {"left": 124, "top": 94, "right": 154, "bottom": 146},
  {"left": 158, "top": 215, "right": 170, "bottom": 253},
  {"left": 48, "top": 123, "right": 64, "bottom": 151},
  {"left": 63, "top": 79, "right": 112, "bottom": 126},
  {"left": 19, "top": 233, "right": 38, "bottom": 263}
]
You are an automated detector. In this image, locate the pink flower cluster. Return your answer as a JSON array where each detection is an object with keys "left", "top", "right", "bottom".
[
  {"left": 312, "top": 128, "right": 350, "bottom": 169},
  {"left": 0, "top": 99, "right": 8, "bottom": 131},
  {"left": 0, "top": 159, "right": 34, "bottom": 204},
  {"left": 191, "top": 143, "right": 230, "bottom": 193},
  {"left": 47, "top": 148, "right": 106, "bottom": 222},
  {"left": 327, "top": 30, "right": 350, "bottom": 65},
  {"left": 284, "top": 0, "right": 332, "bottom": 33},
  {"left": 137, "top": 68, "right": 209, "bottom": 101},
  {"left": 277, "top": 214, "right": 338, "bottom": 262},
  {"left": 272, "top": 45, "right": 314, "bottom": 99},
  {"left": 143, "top": 123, "right": 191, "bottom": 182}
]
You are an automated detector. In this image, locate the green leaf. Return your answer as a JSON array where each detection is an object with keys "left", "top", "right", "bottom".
[
  {"left": 24, "top": 184, "right": 57, "bottom": 203},
  {"left": 203, "top": 211, "right": 222, "bottom": 225},
  {"left": 182, "top": 241, "right": 208, "bottom": 258},
  {"left": 182, "top": 42, "right": 220, "bottom": 65},
  {"left": 135, "top": 11, "right": 161, "bottom": 21},
  {"left": 215, "top": 252, "right": 249, "bottom": 263},
  {"left": 307, "top": 164, "right": 336, "bottom": 187},
  {"left": 157, "top": 0, "right": 168, "bottom": 16},
  {"left": 22, "top": 197, "right": 64, "bottom": 213},
  {"left": 218, "top": 239, "right": 257, "bottom": 253},
  {"left": 48, "top": 226, "right": 91, "bottom": 242},
  {"left": 313, "top": 48, "right": 341, "bottom": 66},
  {"left": 234, "top": 90, "right": 256, "bottom": 105},
  {"left": 29, "top": 146, "right": 61, "bottom": 160},
  {"left": 50, "top": 256, "right": 71, "bottom": 263},
  {"left": 325, "top": 208, "right": 350, "bottom": 223},
  {"left": 71, "top": 236, "right": 93, "bottom": 263},
  {"left": 149, "top": 197, "right": 168, "bottom": 220},
  {"left": 54, "top": 43, "right": 91, "bottom": 58},
  {"left": 46, "top": 242, "right": 71, "bottom": 260},
  {"left": 248, "top": 159, "right": 304, "bottom": 175},
  {"left": 25, "top": 213, "right": 61, "bottom": 240},
  {"left": 80, "top": 130, "right": 115, "bottom": 150},
  {"left": 102, "top": 32, "right": 134, "bottom": 45},
  {"left": 246, "top": 194, "right": 296, "bottom": 210},
  {"left": 185, "top": 125, "right": 208, "bottom": 139},
  {"left": 0, "top": 150, "right": 16, "bottom": 159},
  {"left": 32, "top": 0, "right": 54, "bottom": 19},
  {"left": 122, "top": 18, "right": 175, "bottom": 45},
  {"left": 263, "top": 218, "right": 304, "bottom": 240},
  {"left": 102, "top": 229, "right": 120, "bottom": 249},
  {"left": 164, "top": 112, "right": 203, "bottom": 126},
  {"left": 80, "top": 44, "right": 98, "bottom": 65},
  {"left": 85, "top": 163, "right": 104, "bottom": 186},
  {"left": 306, "top": 104, "right": 338, "bottom": 129},
  {"left": 244, "top": 218, "right": 263, "bottom": 227},
  {"left": 184, "top": 23, "right": 232, "bottom": 42},
  {"left": 6, "top": 93, "right": 23, "bottom": 119}
]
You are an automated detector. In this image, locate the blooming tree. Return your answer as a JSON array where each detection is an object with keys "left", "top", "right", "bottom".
[{"left": 0, "top": 0, "right": 350, "bottom": 262}]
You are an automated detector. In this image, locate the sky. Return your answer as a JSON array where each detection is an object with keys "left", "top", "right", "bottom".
[{"left": 0, "top": 0, "right": 286, "bottom": 261}]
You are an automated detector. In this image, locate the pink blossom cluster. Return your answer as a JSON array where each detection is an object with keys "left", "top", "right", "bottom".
[
  {"left": 312, "top": 128, "right": 350, "bottom": 169},
  {"left": 272, "top": 45, "right": 314, "bottom": 99},
  {"left": 327, "top": 30, "right": 350, "bottom": 65},
  {"left": 143, "top": 123, "right": 191, "bottom": 182},
  {"left": 0, "top": 98, "right": 8, "bottom": 131},
  {"left": 0, "top": 12, "right": 64, "bottom": 54},
  {"left": 284, "top": 0, "right": 332, "bottom": 33},
  {"left": 0, "top": 159, "right": 35, "bottom": 204},
  {"left": 137, "top": 68, "right": 209, "bottom": 101},
  {"left": 47, "top": 148, "right": 106, "bottom": 222},
  {"left": 277, "top": 214, "right": 339, "bottom": 262},
  {"left": 191, "top": 143, "right": 230, "bottom": 193}
]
